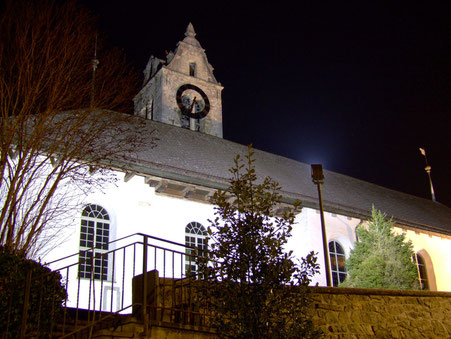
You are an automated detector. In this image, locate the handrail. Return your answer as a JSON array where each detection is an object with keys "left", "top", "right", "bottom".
[
  {"left": 45, "top": 232, "right": 189, "bottom": 266},
  {"left": 17, "top": 232, "right": 216, "bottom": 337}
]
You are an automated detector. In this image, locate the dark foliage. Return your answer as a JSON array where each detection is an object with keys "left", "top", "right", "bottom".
[
  {"left": 0, "top": 248, "right": 67, "bottom": 338},
  {"left": 197, "top": 146, "right": 321, "bottom": 338}
]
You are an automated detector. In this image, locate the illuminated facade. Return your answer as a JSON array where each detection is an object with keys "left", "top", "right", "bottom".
[{"left": 46, "top": 24, "right": 451, "bottom": 295}]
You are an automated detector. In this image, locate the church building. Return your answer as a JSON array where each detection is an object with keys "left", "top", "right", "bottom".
[{"left": 45, "top": 24, "right": 451, "bottom": 311}]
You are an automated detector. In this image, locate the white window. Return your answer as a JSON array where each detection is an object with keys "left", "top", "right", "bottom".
[
  {"left": 78, "top": 204, "right": 110, "bottom": 280},
  {"left": 185, "top": 221, "right": 207, "bottom": 276},
  {"left": 329, "top": 240, "right": 347, "bottom": 286}
]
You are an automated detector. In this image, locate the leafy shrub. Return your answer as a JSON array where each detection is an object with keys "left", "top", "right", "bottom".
[
  {"left": 197, "top": 147, "right": 321, "bottom": 338},
  {"left": 0, "top": 248, "right": 67, "bottom": 338}
]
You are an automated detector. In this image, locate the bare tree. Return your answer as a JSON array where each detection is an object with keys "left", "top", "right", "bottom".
[{"left": 0, "top": 0, "right": 151, "bottom": 258}]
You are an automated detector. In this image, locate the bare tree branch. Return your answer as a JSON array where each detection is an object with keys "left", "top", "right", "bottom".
[{"left": 0, "top": 0, "right": 153, "bottom": 258}]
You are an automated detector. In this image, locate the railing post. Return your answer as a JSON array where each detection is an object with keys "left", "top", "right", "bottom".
[
  {"left": 143, "top": 234, "right": 148, "bottom": 336},
  {"left": 20, "top": 270, "right": 32, "bottom": 339}
]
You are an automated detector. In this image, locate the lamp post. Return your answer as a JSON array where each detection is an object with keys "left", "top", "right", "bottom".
[
  {"left": 419, "top": 148, "right": 436, "bottom": 202},
  {"left": 311, "top": 164, "right": 332, "bottom": 287}
]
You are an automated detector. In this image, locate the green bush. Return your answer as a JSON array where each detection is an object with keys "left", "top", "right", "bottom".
[
  {"left": 0, "top": 248, "right": 67, "bottom": 338},
  {"left": 341, "top": 207, "right": 419, "bottom": 290}
]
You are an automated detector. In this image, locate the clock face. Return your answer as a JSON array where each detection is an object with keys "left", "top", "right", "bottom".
[{"left": 176, "top": 84, "right": 210, "bottom": 119}]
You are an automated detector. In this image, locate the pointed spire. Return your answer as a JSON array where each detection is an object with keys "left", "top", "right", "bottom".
[
  {"left": 181, "top": 22, "right": 201, "bottom": 48},
  {"left": 185, "top": 23, "right": 196, "bottom": 38}
]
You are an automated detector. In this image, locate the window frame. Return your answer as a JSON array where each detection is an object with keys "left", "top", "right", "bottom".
[
  {"left": 78, "top": 204, "right": 111, "bottom": 281},
  {"left": 184, "top": 221, "right": 207, "bottom": 277},
  {"left": 329, "top": 240, "right": 347, "bottom": 286},
  {"left": 414, "top": 253, "right": 429, "bottom": 290}
]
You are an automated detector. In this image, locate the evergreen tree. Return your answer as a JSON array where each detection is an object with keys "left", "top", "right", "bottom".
[
  {"left": 341, "top": 207, "right": 419, "bottom": 289},
  {"left": 197, "top": 146, "right": 320, "bottom": 339}
]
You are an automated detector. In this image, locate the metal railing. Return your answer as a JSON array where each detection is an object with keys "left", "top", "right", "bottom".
[{"left": 8, "top": 233, "right": 214, "bottom": 338}]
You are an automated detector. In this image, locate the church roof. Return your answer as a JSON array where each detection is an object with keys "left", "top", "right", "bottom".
[{"left": 112, "top": 114, "right": 451, "bottom": 236}]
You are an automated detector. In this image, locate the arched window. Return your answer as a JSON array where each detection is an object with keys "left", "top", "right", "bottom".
[
  {"left": 329, "top": 241, "right": 347, "bottom": 286},
  {"left": 414, "top": 253, "right": 429, "bottom": 290},
  {"left": 79, "top": 204, "right": 110, "bottom": 280},
  {"left": 185, "top": 222, "right": 207, "bottom": 276}
]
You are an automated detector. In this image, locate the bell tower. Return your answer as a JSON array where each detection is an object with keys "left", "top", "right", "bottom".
[{"left": 134, "top": 23, "right": 223, "bottom": 138}]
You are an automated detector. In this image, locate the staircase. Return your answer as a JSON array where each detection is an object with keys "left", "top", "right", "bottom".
[{"left": 38, "top": 233, "right": 216, "bottom": 338}]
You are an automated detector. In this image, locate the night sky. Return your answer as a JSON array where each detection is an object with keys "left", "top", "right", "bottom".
[{"left": 79, "top": 1, "right": 450, "bottom": 207}]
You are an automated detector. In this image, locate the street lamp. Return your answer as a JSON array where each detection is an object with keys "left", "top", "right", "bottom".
[{"left": 311, "top": 164, "right": 332, "bottom": 287}]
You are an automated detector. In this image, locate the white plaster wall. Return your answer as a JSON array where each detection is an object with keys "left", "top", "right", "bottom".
[
  {"left": 45, "top": 171, "right": 218, "bottom": 311},
  {"left": 42, "top": 172, "right": 451, "bottom": 311},
  {"left": 46, "top": 175, "right": 362, "bottom": 299},
  {"left": 86, "top": 175, "right": 215, "bottom": 243},
  {"left": 287, "top": 207, "right": 360, "bottom": 286},
  {"left": 46, "top": 171, "right": 217, "bottom": 272},
  {"left": 395, "top": 228, "right": 451, "bottom": 292}
]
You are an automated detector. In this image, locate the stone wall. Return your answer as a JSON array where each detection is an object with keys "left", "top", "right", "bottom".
[
  {"left": 309, "top": 287, "right": 451, "bottom": 338},
  {"left": 92, "top": 285, "right": 451, "bottom": 338}
]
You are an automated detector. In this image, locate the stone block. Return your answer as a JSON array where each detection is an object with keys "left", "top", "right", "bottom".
[
  {"left": 316, "top": 303, "right": 346, "bottom": 312},
  {"left": 431, "top": 320, "right": 448, "bottom": 336},
  {"left": 372, "top": 325, "right": 393, "bottom": 337},
  {"left": 360, "top": 324, "right": 375, "bottom": 335},
  {"left": 442, "top": 320, "right": 451, "bottom": 334},
  {"left": 324, "top": 311, "right": 340, "bottom": 323},
  {"left": 344, "top": 323, "right": 360, "bottom": 334},
  {"left": 440, "top": 299, "right": 451, "bottom": 312},
  {"left": 325, "top": 325, "right": 346, "bottom": 333},
  {"left": 417, "top": 297, "right": 432, "bottom": 308},
  {"left": 407, "top": 310, "right": 422, "bottom": 319}
]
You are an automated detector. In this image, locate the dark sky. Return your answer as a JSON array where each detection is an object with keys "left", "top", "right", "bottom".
[{"left": 79, "top": 1, "right": 451, "bottom": 207}]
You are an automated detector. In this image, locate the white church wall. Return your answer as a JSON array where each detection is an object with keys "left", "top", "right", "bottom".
[
  {"left": 288, "top": 207, "right": 360, "bottom": 286},
  {"left": 394, "top": 227, "right": 451, "bottom": 292},
  {"left": 45, "top": 171, "right": 218, "bottom": 310},
  {"left": 44, "top": 173, "right": 362, "bottom": 279},
  {"left": 42, "top": 171, "right": 451, "bottom": 312},
  {"left": 47, "top": 173, "right": 363, "bottom": 311}
]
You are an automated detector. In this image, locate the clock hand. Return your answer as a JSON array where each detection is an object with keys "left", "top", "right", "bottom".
[{"left": 189, "top": 96, "right": 197, "bottom": 113}]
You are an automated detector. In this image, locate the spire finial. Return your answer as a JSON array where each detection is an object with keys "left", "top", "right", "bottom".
[
  {"left": 419, "top": 147, "right": 437, "bottom": 202},
  {"left": 90, "top": 33, "right": 99, "bottom": 108},
  {"left": 185, "top": 23, "right": 196, "bottom": 38}
]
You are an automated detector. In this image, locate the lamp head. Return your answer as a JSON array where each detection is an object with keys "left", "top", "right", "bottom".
[{"left": 311, "top": 164, "right": 324, "bottom": 183}]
